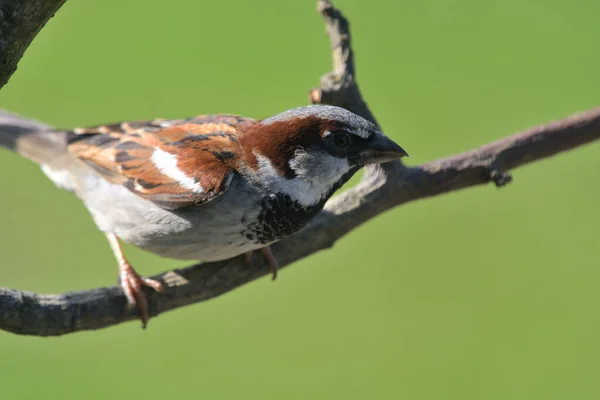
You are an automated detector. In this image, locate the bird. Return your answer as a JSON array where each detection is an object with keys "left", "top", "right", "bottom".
[{"left": 0, "top": 105, "right": 408, "bottom": 327}]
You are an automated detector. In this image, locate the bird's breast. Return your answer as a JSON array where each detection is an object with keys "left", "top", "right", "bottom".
[
  {"left": 242, "top": 192, "right": 324, "bottom": 244},
  {"left": 79, "top": 170, "right": 324, "bottom": 262}
]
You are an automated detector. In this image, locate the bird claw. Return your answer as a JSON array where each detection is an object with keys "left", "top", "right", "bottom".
[
  {"left": 119, "top": 263, "right": 164, "bottom": 328},
  {"left": 244, "top": 247, "right": 279, "bottom": 280}
]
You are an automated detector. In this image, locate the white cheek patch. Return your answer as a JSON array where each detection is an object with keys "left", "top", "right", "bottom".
[
  {"left": 151, "top": 148, "right": 203, "bottom": 193},
  {"left": 254, "top": 151, "right": 351, "bottom": 207},
  {"left": 289, "top": 149, "right": 351, "bottom": 185}
]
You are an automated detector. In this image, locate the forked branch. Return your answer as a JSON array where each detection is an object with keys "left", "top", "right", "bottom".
[{"left": 0, "top": 0, "right": 599, "bottom": 336}]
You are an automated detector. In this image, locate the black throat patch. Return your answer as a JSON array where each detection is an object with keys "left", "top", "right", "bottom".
[
  {"left": 242, "top": 166, "right": 360, "bottom": 244},
  {"left": 243, "top": 193, "right": 325, "bottom": 244}
]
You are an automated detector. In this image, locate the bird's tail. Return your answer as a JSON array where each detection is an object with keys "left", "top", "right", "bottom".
[
  {"left": 0, "top": 109, "right": 79, "bottom": 191},
  {"left": 0, "top": 109, "right": 69, "bottom": 165}
]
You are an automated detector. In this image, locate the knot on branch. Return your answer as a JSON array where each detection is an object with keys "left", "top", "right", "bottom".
[
  {"left": 489, "top": 165, "right": 513, "bottom": 187},
  {"left": 309, "top": 88, "right": 322, "bottom": 104}
]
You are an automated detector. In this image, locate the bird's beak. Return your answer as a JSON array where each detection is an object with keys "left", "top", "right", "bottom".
[{"left": 360, "top": 132, "right": 408, "bottom": 164}]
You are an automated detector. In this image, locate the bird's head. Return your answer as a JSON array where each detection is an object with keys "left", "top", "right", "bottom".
[{"left": 240, "top": 105, "right": 408, "bottom": 207}]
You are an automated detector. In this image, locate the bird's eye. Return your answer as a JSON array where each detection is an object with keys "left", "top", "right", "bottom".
[{"left": 329, "top": 132, "right": 352, "bottom": 149}]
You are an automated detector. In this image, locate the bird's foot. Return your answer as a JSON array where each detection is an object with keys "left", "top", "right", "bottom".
[
  {"left": 119, "top": 262, "right": 164, "bottom": 328},
  {"left": 244, "top": 247, "right": 279, "bottom": 280}
]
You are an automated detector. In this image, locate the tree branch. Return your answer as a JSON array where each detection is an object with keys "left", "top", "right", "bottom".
[
  {"left": 0, "top": 0, "right": 66, "bottom": 89},
  {"left": 1, "top": 0, "right": 599, "bottom": 336}
]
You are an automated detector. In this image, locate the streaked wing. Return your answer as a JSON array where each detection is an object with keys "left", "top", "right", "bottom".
[{"left": 67, "top": 115, "right": 253, "bottom": 210}]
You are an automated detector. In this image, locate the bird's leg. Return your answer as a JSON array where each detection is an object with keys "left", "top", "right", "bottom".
[
  {"left": 244, "top": 246, "right": 279, "bottom": 280},
  {"left": 261, "top": 246, "right": 279, "bottom": 281},
  {"left": 106, "top": 233, "right": 164, "bottom": 328}
]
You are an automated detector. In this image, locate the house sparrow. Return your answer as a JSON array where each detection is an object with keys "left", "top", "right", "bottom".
[{"left": 0, "top": 105, "right": 407, "bottom": 327}]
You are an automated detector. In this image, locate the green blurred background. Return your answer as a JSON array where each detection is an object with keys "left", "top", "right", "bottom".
[{"left": 1, "top": 0, "right": 599, "bottom": 398}]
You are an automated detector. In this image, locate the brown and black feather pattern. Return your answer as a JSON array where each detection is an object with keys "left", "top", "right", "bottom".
[{"left": 67, "top": 115, "right": 253, "bottom": 209}]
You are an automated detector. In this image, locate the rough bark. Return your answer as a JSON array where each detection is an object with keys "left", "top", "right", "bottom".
[{"left": 0, "top": 0, "right": 66, "bottom": 88}]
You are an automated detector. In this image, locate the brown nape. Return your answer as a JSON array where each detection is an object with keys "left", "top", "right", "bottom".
[{"left": 239, "top": 116, "right": 346, "bottom": 178}]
